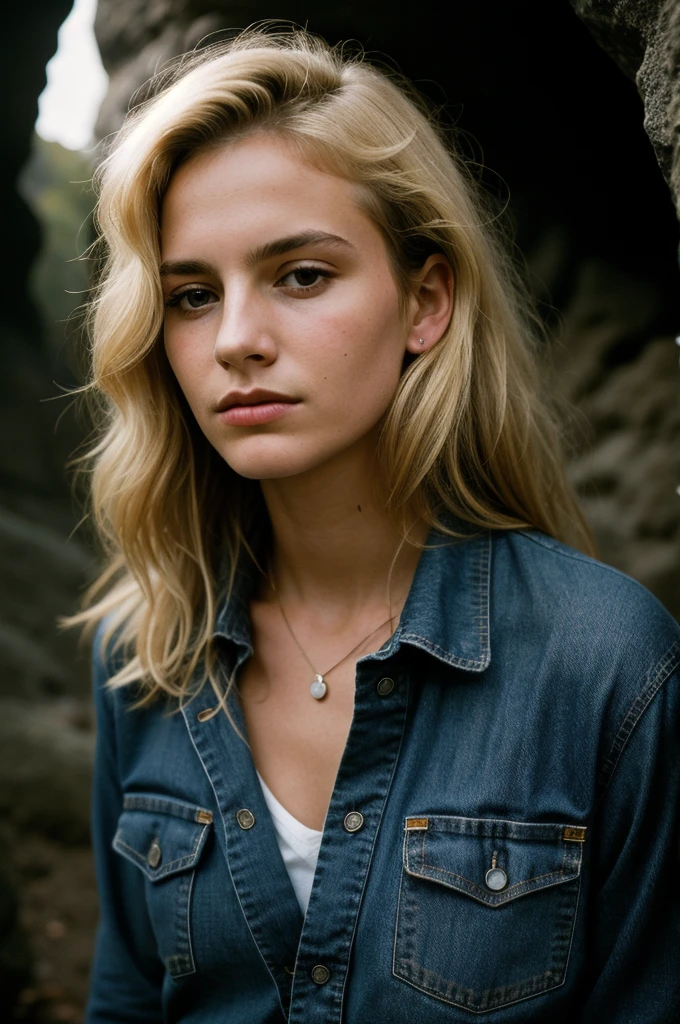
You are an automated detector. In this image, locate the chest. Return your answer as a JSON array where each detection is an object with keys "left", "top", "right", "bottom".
[
  {"left": 237, "top": 597, "right": 396, "bottom": 830},
  {"left": 114, "top": 655, "right": 597, "bottom": 1022},
  {"left": 238, "top": 648, "right": 358, "bottom": 830}
]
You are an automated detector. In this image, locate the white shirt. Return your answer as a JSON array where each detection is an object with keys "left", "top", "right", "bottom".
[{"left": 256, "top": 772, "right": 323, "bottom": 915}]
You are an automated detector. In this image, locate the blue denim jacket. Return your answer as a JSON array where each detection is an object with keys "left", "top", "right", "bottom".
[{"left": 87, "top": 528, "right": 680, "bottom": 1023}]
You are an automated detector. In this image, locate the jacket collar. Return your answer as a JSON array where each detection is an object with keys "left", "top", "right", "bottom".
[
  {"left": 213, "top": 524, "right": 492, "bottom": 674},
  {"left": 386, "top": 528, "right": 491, "bottom": 671}
]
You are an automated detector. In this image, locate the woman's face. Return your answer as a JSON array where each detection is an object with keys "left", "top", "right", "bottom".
[{"left": 161, "top": 133, "right": 425, "bottom": 481}]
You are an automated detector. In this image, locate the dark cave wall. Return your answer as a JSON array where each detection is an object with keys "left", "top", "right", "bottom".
[
  {"left": 572, "top": 0, "right": 680, "bottom": 221},
  {"left": 1, "top": 4, "right": 76, "bottom": 498}
]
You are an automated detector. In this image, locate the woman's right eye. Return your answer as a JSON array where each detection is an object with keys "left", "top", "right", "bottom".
[{"left": 165, "top": 288, "right": 218, "bottom": 313}]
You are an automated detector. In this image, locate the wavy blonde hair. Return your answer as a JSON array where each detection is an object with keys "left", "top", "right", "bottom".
[{"left": 70, "top": 27, "right": 592, "bottom": 703}]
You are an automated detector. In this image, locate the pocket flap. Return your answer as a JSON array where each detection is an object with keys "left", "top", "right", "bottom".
[
  {"left": 113, "top": 793, "right": 213, "bottom": 882},
  {"left": 403, "top": 814, "right": 586, "bottom": 907}
]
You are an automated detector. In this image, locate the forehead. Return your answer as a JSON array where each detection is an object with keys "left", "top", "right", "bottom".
[{"left": 160, "top": 134, "right": 378, "bottom": 257}]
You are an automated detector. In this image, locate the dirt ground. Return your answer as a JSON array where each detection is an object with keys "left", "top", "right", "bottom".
[{"left": 9, "top": 829, "right": 97, "bottom": 1023}]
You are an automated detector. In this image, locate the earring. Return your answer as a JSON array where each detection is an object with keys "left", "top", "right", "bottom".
[{"left": 418, "top": 338, "right": 425, "bottom": 345}]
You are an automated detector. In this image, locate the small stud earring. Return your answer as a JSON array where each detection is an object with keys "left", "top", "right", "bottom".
[{"left": 418, "top": 338, "right": 425, "bottom": 345}]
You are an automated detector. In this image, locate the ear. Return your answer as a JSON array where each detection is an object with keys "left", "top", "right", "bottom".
[{"left": 404, "top": 254, "right": 454, "bottom": 355}]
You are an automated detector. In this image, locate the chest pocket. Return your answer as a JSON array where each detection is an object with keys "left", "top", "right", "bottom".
[
  {"left": 113, "top": 793, "right": 213, "bottom": 978},
  {"left": 393, "top": 814, "right": 586, "bottom": 1014}
]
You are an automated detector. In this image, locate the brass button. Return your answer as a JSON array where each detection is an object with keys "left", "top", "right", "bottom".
[
  {"left": 343, "top": 811, "right": 364, "bottom": 833},
  {"left": 485, "top": 867, "right": 508, "bottom": 891},
  {"left": 236, "top": 808, "right": 255, "bottom": 830},
  {"left": 376, "top": 677, "right": 395, "bottom": 696},
  {"left": 311, "top": 964, "right": 330, "bottom": 985},
  {"left": 146, "top": 840, "right": 162, "bottom": 869}
]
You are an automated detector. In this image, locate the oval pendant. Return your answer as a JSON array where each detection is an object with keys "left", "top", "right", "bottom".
[{"left": 310, "top": 674, "right": 327, "bottom": 700}]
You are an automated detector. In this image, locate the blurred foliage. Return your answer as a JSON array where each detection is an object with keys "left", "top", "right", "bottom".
[{"left": 18, "top": 136, "right": 94, "bottom": 370}]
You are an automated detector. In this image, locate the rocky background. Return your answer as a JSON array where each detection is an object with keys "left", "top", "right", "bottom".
[{"left": 2, "top": 1, "right": 679, "bottom": 1019}]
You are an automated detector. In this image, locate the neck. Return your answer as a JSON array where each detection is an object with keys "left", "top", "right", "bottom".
[{"left": 260, "top": 441, "right": 427, "bottom": 618}]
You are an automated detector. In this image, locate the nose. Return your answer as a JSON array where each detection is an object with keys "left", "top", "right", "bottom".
[{"left": 212, "top": 287, "right": 278, "bottom": 368}]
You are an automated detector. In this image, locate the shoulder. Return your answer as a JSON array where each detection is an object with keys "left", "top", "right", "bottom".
[
  {"left": 493, "top": 528, "right": 680, "bottom": 663},
  {"left": 491, "top": 529, "right": 680, "bottom": 741},
  {"left": 91, "top": 615, "right": 146, "bottom": 726}
]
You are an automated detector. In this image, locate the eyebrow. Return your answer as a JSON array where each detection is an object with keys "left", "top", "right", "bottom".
[
  {"left": 159, "top": 230, "right": 355, "bottom": 278},
  {"left": 243, "top": 231, "right": 356, "bottom": 267}
]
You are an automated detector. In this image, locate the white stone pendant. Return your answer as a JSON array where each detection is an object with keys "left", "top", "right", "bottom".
[{"left": 310, "top": 674, "right": 328, "bottom": 700}]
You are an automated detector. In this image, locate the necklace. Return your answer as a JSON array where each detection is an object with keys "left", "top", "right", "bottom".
[{"left": 272, "top": 581, "right": 395, "bottom": 700}]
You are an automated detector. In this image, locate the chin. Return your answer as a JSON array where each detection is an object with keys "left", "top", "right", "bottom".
[{"left": 219, "top": 442, "right": 327, "bottom": 481}]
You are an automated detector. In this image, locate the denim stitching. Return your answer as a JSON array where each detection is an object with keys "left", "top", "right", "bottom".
[
  {"left": 122, "top": 793, "right": 213, "bottom": 822},
  {"left": 180, "top": 703, "right": 290, "bottom": 1024},
  {"left": 395, "top": 965, "right": 567, "bottom": 1014},
  {"left": 394, "top": 852, "right": 580, "bottom": 1012},
  {"left": 397, "top": 531, "right": 492, "bottom": 672},
  {"left": 413, "top": 863, "right": 577, "bottom": 903},
  {"left": 477, "top": 534, "right": 491, "bottom": 659},
  {"left": 165, "top": 866, "right": 198, "bottom": 978},
  {"left": 335, "top": 673, "right": 411, "bottom": 1024},
  {"left": 398, "top": 633, "right": 488, "bottom": 669},
  {"left": 113, "top": 822, "right": 209, "bottom": 879},
  {"left": 598, "top": 639, "right": 680, "bottom": 800},
  {"left": 405, "top": 814, "right": 585, "bottom": 841}
]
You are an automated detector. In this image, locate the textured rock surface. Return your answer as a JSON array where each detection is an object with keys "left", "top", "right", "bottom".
[
  {"left": 0, "top": 698, "right": 94, "bottom": 844},
  {"left": 554, "top": 260, "right": 680, "bottom": 612},
  {"left": 2, "top": 5, "right": 94, "bottom": 1015},
  {"left": 571, "top": 0, "right": 680, "bottom": 220}
]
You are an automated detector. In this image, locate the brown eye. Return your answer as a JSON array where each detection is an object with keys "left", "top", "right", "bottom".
[
  {"left": 292, "top": 268, "right": 321, "bottom": 287},
  {"left": 181, "top": 289, "right": 215, "bottom": 309},
  {"left": 278, "top": 267, "right": 331, "bottom": 290},
  {"left": 165, "top": 287, "right": 218, "bottom": 313}
]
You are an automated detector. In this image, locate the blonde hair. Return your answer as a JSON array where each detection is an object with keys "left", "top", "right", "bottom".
[{"left": 70, "top": 27, "right": 592, "bottom": 704}]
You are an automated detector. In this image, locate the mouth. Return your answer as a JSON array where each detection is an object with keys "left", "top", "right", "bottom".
[{"left": 215, "top": 392, "right": 300, "bottom": 427}]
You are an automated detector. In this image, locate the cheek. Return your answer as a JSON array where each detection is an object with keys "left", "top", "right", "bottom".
[
  {"left": 312, "top": 288, "right": 406, "bottom": 400},
  {"left": 163, "top": 330, "right": 205, "bottom": 410}
]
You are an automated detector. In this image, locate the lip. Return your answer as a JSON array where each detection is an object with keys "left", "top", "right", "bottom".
[{"left": 215, "top": 389, "right": 300, "bottom": 427}]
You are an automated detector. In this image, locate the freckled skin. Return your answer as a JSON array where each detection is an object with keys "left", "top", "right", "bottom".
[{"left": 161, "top": 134, "right": 415, "bottom": 483}]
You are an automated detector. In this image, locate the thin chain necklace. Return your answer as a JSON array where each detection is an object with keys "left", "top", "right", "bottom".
[{"left": 272, "top": 579, "right": 395, "bottom": 700}]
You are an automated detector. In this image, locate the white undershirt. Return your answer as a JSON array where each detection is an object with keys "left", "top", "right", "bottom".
[{"left": 256, "top": 771, "right": 323, "bottom": 915}]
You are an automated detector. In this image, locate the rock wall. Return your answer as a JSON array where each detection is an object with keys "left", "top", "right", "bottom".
[
  {"left": 572, "top": 0, "right": 680, "bottom": 221},
  {"left": 1, "top": 4, "right": 96, "bottom": 1016}
]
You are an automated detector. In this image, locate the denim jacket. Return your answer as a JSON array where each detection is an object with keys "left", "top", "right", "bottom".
[{"left": 86, "top": 528, "right": 680, "bottom": 1023}]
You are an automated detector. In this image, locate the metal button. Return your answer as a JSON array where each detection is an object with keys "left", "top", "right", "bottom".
[
  {"left": 236, "top": 808, "right": 255, "bottom": 830},
  {"left": 485, "top": 867, "right": 508, "bottom": 891},
  {"left": 376, "top": 677, "right": 395, "bottom": 696},
  {"left": 311, "top": 964, "right": 330, "bottom": 985},
  {"left": 343, "top": 811, "right": 364, "bottom": 833},
  {"left": 146, "top": 840, "right": 162, "bottom": 869}
]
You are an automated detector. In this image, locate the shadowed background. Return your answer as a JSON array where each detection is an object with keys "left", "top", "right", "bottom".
[{"left": 1, "top": 1, "right": 679, "bottom": 1019}]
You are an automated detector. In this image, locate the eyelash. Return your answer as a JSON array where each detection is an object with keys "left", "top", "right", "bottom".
[
  {"left": 164, "top": 265, "right": 333, "bottom": 313},
  {"left": 277, "top": 266, "right": 333, "bottom": 291}
]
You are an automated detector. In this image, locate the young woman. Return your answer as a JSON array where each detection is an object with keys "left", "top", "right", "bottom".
[{"left": 77, "top": 27, "right": 680, "bottom": 1023}]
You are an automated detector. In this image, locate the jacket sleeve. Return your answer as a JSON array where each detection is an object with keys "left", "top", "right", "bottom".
[
  {"left": 579, "top": 655, "right": 680, "bottom": 1022},
  {"left": 86, "top": 624, "right": 164, "bottom": 1023}
]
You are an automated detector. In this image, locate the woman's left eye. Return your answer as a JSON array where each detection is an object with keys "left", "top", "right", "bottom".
[{"left": 277, "top": 267, "right": 331, "bottom": 290}]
